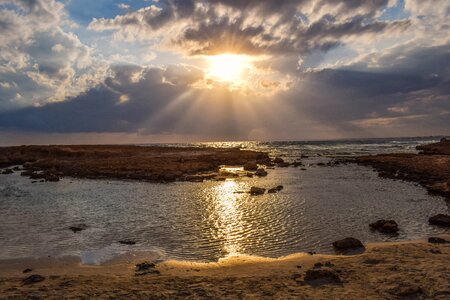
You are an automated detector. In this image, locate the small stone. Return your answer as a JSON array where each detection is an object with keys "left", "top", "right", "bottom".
[
  {"left": 22, "top": 274, "right": 45, "bottom": 285},
  {"left": 118, "top": 240, "right": 136, "bottom": 245},
  {"left": 304, "top": 269, "right": 341, "bottom": 283},
  {"left": 428, "top": 237, "right": 448, "bottom": 244},
  {"left": 255, "top": 168, "right": 268, "bottom": 177},
  {"left": 273, "top": 157, "right": 284, "bottom": 164},
  {"left": 69, "top": 224, "right": 87, "bottom": 233},
  {"left": 23, "top": 268, "right": 32, "bottom": 273},
  {"left": 250, "top": 187, "right": 265, "bottom": 195},
  {"left": 135, "top": 261, "right": 156, "bottom": 272},
  {"left": 314, "top": 262, "right": 323, "bottom": 268}
]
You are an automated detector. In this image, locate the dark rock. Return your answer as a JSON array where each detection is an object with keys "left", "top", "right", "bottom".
[
  {"left": 243, "top": 163, "right": 258, "bottom": 171},
  {"left": 332, "top": 237, "right": 364, "bottom": 250},
  {"left": 246, "top": 172, "right": 254, "bottom": 178},
  {"left": 369, "top": 220, "right": 399, "bottom": 234},
  {"left": 277, "top": 162, "right": 291, "bottom": 168},
  {"left": 292, "top": 161, "right": 303, "bottom": 167},
  {"left": 363, "top": 259, "right": 382, "bottom": 265},
  {"left": 250, "top": 187, "right": 265, "bottom": 195},
  {"left": 273, "top": 157, "right": 284, "bottom": 164},
  {"left": 428, "top": 237, "right": 448, "bottom": 244},
  {"left": 301, "top": 155, "right": 309, "bottom": 158},
  {"left": 317, "top": 162, "right": 326, "bottom": 166},
  {"left": 324, "top": 262, "right": 334, "bottom": 267},
  {"left": 255, "top": 168, "right": 268, "bottom": 177},
  {"left": 440, "top": 137, "right": 447, "bottom": 143},
  {"left": 22, "top": 274, "right": 45, "bottom": 285},
  {"left": 268, "top": 185, "right": 284, "bottom": 193},
  {"left": 1, "top": 169, "right": 13, "bottom": 174},
  {"left": 20, "top": 170, "right": 35, "bottom": 177},
  {"left": 69, "top": 224, "right": 87, "bottom": 233},
  {"left": 314, "top": 262, "right": 323, "bottom": 268},
  {"left": 429, "top": 214, "right": 450, "bottom": 227},
  {"left": 23, "top": 268, "right": 32, "bottom": 273},
  {"left": 135, "top": 261, "right": 160, "bottom": 275},
  {"left": 119, "top": 240, "right": 136, "bottom": 245},
  {"left": 135, "top": 261, "right": 156, "bottom": 272},
  {"left": 304, "top": 269, "right": 341, "bottom": 283},
  {"left": 12, "top": 166, "right": 21, "bottom": 171}
]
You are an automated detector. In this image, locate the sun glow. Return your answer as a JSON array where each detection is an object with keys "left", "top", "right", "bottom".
[{"left": 207, "top": 54, "right": 252, "bottom": 83}]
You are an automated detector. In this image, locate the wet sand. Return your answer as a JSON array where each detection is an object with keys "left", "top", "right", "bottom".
[
  {"left": 0, "top": 145, "right": 270, "bottom": 182},
  {"left": 0, "top": 238, "right": 449, "bottom": 299}
]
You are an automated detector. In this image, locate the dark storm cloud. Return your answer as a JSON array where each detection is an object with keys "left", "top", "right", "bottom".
[{"left": 1, "top": 43, "right": 449, "bottom": 138}]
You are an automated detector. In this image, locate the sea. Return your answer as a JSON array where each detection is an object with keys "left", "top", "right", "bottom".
[{"left": 0, "top": 137, "right": 448, "bottom": 264}]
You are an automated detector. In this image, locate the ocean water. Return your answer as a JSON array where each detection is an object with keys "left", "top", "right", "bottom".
[{"left": 0, "top": 137, "right": 448, "bottom": 264}]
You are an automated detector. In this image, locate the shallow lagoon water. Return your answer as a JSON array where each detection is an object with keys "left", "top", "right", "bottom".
[{"left": 0, "top": 138, "right": 449, "bottom": 264}]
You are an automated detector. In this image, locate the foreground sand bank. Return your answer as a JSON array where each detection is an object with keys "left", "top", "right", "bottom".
[{"left": 0, "top": 238, "right": 449, "bottom": 299}]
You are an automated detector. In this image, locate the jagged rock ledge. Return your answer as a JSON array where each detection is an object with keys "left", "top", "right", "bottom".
[
  {"left": 351, "top": 138, "right": 450, "bottom": 197},
  {"left": 0, "top": 145, "right": 271, "bottom": 183}
]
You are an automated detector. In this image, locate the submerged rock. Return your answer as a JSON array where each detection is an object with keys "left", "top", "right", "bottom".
[
  {"left": 428, "top": 214, "right": 450, "bottom": 227},
  {"left": 22, "top": 274, "right": 45, "bottom": 285},
  {"left": 369, "top": 220, "right": 399, "bottom": 234},
  {"left": 119, "top": 240, "right": 136, "bottom": 245},
  {"left": 428, "top": 237, "right": 449, "bottom": 244},
  {"left": 255, "top": 168, "right": 268, "bottom": 177},
  {"left": 332, "top": 237, "right": 364, "bottom": 250},
  {"left": 268, "top": 185, "right": 284, "bottom": 193},
  {"left": 1, "top": 168, "right": 13, "bottom": 174},
  {"left": 69, "top": 224, "right": 88, "bottom": 233},
  {"left": 250, "top": 187, "right": 265, "bottom": 195}
]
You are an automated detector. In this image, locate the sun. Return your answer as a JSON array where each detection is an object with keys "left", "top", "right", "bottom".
[{"left": 206, "top": 54, "right": 252, "bottom": 83}]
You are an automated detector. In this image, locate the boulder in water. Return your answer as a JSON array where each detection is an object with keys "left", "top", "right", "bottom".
[
  {"left": 332, "top": 237, "right": 364, "bottom": 250},
  {"left": 250, "top": 187, "right": 265, "bottom": 195},
  {"left": 428, "top": 214, "right": 450, "bottom": 227},
  {"left": 369, "top": 220, "right": 399, "bottom": 234}
]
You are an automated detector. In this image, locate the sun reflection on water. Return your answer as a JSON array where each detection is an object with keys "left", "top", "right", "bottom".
[{"left": 209, "top": 180, "right": 246, "bottom": 257}]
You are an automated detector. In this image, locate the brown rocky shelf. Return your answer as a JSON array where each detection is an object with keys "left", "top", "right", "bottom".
[
  {"left": 0, "top": 145, "right": 271, "bottom": 183},
  {"left": 353, "top": 139, "right": 450, "bottom": 197}
]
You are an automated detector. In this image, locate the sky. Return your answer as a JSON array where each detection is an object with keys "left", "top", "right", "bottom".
[{"left": 0, "top": 0, "right": 449, "bottom": 145}]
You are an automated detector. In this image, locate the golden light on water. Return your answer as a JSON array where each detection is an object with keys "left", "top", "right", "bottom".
[
  {"left": 206, "top": 54, "right": 252, "bottom": 83},
  {"left": 211, "top": 180, "right": 245, "bottom": 257}
]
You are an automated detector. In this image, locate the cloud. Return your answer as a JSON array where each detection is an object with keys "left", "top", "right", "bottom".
[
  {"left": 0, "top": 0, "right": 107, "bottom": 111},
  {"left": 88, "top": 0, "right": 408, "bottom": 57},
  {"left": 1, "top": 41, "right": 449, "bottom": 140}
]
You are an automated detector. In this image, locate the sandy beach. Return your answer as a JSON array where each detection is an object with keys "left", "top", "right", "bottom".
[{"left": 0, "top": 238, "right": 449, "bottom": 299}]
